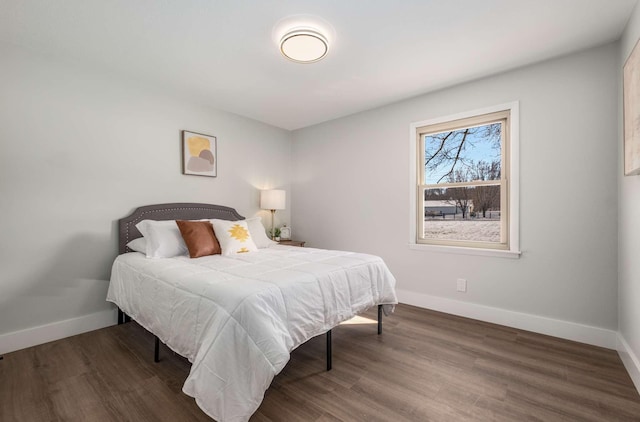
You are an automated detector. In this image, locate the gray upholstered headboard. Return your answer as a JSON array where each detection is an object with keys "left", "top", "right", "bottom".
[{"left": 118, "top": 203, "right": 244, "bottom": 254}]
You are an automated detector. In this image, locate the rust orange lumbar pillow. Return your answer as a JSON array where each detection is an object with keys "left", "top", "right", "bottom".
[{"left": 176, "top": 220, "right": 221, "bottom": 258}]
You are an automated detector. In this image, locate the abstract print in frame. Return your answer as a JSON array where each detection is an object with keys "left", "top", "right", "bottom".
[
  {"left": 624, "top": 38, "right": 640, "bottom": 176},
  {"left": 182, "top": 130, "right": 217, "bottom": 177}
]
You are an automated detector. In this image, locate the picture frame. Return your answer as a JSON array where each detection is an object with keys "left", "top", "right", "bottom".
[
  {"left": 182, "top": 130, "right": 217, "bottom": 177},
  {"left": 624, "top": 38, "right": 640, "bottom": 176}
]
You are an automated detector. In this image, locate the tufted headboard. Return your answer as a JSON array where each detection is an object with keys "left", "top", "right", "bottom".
[{"left": 118, "top": 203, "right": 244, "bottom": 254}]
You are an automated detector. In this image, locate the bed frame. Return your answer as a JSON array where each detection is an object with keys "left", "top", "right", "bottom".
[{"left": 116, "top": 202, "right": 383, "bottom": 371}]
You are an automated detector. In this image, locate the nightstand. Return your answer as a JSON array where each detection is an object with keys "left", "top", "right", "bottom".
[{"left": 278, "top": 240, "right": 306, "bottom": 247}]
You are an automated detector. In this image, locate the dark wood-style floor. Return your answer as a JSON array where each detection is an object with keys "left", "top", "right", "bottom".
[{"left": 1, "top": 304, "right": 639, "bottom": 421}]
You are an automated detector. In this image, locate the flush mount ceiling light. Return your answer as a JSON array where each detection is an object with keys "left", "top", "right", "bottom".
[{"left": 280, "top": 28, "right": 329, "bottom": 63}]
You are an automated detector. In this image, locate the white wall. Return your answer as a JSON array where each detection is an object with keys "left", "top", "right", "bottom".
[
  {"left": 0, "top": 45, "right": 292, "bottom": 348},
  {"left": 292, "top": 44, "right": 619, "bottom": 344},
  {"left": 618, "top": 2, "right": 640, "bottom": 390}
]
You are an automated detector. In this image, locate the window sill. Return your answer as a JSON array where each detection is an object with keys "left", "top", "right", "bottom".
[{"left": 408, "top": 243, "right": 521, "bottom": 259}]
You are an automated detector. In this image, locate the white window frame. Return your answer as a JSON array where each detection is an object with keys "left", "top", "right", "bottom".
[{"left": 409, "top": 102, "right": 521, "bottom": 258}]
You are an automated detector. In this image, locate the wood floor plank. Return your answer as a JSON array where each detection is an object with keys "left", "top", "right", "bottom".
[{"left": 0, "top": 304, "right": 638, "bottom": 422}]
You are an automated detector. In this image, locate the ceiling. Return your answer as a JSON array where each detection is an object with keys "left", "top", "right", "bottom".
[{"left": 1, "top": 0, "right": 637, "bottom": 130}]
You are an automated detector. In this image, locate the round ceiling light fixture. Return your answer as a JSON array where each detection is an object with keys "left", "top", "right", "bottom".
[{"left": 279, "top": 27, "right": 329, "bottom": 63}]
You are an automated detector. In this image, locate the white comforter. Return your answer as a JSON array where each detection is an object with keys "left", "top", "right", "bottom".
[{"left": 106, "top": 245, "right": 397, "bottom": 422}]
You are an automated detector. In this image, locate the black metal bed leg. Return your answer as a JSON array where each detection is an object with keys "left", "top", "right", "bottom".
[
  {"left": 154, "top": 336, "right": 160, "bottom": 363},
  {"left": 118, "top": 308, "right": 131, "bottom": 324},
  {"left": 377, "top": 304, "right": 383, "bottom": 335},
  {"left": 326, "top": 330, "right": 332, "bottom": 371}
]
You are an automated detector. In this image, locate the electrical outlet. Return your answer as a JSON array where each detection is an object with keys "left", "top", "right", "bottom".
[{"left": 456, "top": 278, "right": 467, "bottom": 292}]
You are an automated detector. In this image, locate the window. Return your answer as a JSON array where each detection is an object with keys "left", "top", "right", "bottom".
[{"left": 410, "top": 103, "right": 519, "bottom": 256}]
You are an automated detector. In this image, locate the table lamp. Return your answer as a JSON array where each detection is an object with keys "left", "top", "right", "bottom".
[{"left": 260, "top": 189, "right": 286, "bottom": 239}]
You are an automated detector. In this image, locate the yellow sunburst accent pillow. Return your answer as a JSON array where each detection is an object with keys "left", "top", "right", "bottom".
[{"left": 210, "top": 219, "right": 258, "bottom": 256}]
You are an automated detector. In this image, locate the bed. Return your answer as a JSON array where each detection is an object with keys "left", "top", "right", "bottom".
[{"left": 106, "top": 203, "right": 398, "bottom": 422}]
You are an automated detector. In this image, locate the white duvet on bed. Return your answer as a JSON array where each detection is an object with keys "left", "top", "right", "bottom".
[{"left": 106, "top": 245, "right": 397, "bottom": 422}]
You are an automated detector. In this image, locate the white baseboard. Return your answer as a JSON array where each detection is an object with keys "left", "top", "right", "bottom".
[
  {"left": 396, "top": 289, "right": 618, "bottom": 349},
  {"left": 617, "top": 334, "right": 640, "bottom": 393},
  {"left": 0, "top": 309, "right": 118, "bottom": 355}
]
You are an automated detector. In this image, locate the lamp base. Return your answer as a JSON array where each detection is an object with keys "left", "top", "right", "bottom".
[{"left": 270, "top": 209, "right": 276, "bottom": 240}]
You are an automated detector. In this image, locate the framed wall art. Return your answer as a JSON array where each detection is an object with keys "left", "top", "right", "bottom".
[
  {"left": 182, "top": 130, "right": 217, "bottom": 177},
  {"left": 624, "top": 38, "right": 640, "bottom": 176}
]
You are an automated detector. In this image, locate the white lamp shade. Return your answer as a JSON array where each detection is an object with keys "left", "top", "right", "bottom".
[{"left": 260, "top": 189, "right": 286, "bottom": 210}]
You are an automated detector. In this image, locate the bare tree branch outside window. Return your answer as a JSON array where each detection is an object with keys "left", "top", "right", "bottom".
[{"left": 424, "top": 123, "right": 501, "bottom": 184}]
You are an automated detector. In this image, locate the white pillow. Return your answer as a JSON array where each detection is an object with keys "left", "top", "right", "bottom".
[
  {"left": 135, "top": 219, "right": 188, "bottom": 258},
  {"left": 126, "top": 237, "right": 147, "bottom": 254},
  {"left": 245, "top": 217, "right": 277, "bottom": 248},
  {"left": 210, "top": 219, "right": 259, "bottom": 256}
]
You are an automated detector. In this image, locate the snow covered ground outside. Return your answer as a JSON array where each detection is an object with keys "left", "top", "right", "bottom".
[{"left": 424, "top": 219, "right": 500, "bottom": 242}]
